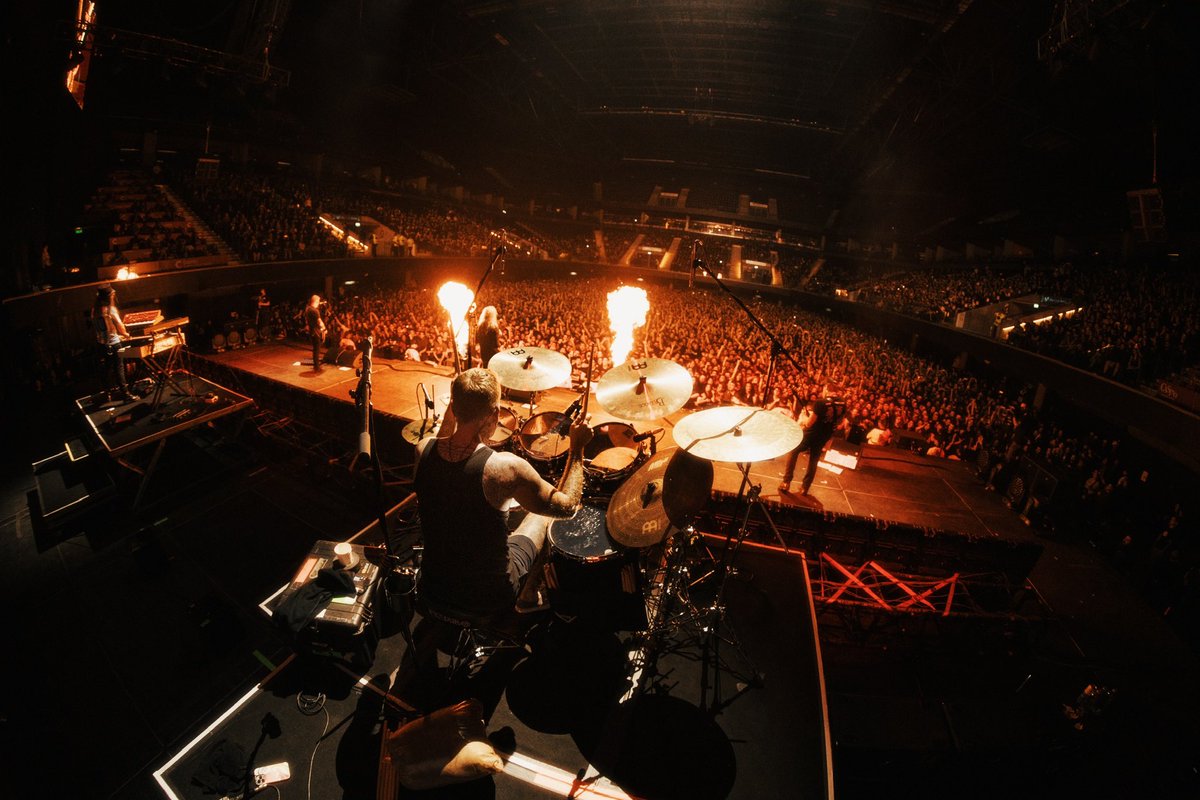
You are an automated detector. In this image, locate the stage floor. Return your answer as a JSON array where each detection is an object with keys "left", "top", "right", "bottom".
[
  {"left": 155, "top": 541, "right": 830, "bottom": 800},
  {"left": 203, "top": 342, "right": 1032, "bottom": 544}
]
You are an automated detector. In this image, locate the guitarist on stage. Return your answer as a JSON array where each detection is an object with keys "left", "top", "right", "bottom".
[
  {"left": 91, "top": 285, "right": 133, "bottom": 402},
  {"left": 413, "top": 367, "right": 591, "bottom": 619}
]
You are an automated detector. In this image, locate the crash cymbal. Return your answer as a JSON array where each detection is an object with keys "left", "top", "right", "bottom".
[
  {"left": 595, "top": 358, "right": 693, "bottom": 421},
  {"left": 401, "top": 417, "right": 441, "bottom": 445},
  {"left": 606, "top": 448, "right": 713, "bottom": 547},
  {"left": 673, "top": 406, "right": 803, "bottom": 463},
  {"left": 487, "top": 346, "right": 572, "bottom": 393}
]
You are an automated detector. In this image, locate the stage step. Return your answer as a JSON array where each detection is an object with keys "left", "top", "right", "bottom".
[{"left": 30, "top": 449, "right": 117, "bottom": 528}]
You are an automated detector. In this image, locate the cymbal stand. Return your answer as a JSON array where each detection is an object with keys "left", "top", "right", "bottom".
[{"left": 645, "top": 468, "right": 764, "bottom": 715}]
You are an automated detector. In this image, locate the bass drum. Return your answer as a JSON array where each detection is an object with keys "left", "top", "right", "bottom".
[
  {"left": 546, "top": 503, "right": 646, "bottom": 631},
  {"left": 582, "top": 422, "right": 645, "bottom": 497},
  {"left": 513, "top": 411, "right": 571, "bottom": 478}
]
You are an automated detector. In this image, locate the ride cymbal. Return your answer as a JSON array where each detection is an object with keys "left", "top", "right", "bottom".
[
  {"left": 595, "top": 358, "right": 693, "bottom": 421},
  {"left": 672, "top": 405, "right": 803, "bottom": 463}
]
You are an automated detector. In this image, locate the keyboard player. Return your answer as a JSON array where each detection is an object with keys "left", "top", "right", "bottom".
[{"left": 91, "top": 285, "right": 135, "bottom": 402}]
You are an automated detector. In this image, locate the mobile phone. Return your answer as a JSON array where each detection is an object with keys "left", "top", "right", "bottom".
[{"left": 253, "top": 761, "right": 291, "bottom": 788}]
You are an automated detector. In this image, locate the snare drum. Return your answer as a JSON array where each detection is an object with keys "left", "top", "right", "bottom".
[
  {"left": 514, "top": 411, "right": 571, "bottom": 476},
  {"left": 546, "top": 504, "right": 646, "bottom": 630},
  {"left": 483, "top": 406, "right": 520, "bottom": 451},
  {"left": 582, "top": 422, "right": 645, "bottom": 495}
]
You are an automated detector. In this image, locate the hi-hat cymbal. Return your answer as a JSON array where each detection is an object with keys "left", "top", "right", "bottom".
[
  {"left": 673, "top": 406, "right": 803, "bottom": 463},
  {"left": 607, "top": 448, "right": 713, "bottom": 548},
  {"left": 487, "top": 346, "right": 572, "bottom": 393},
  {"left": 595, "top": 358, "right": 693, "bottom": 421},
  {"left": 401, "top": 417, "right": 441, "bottom": 445}
]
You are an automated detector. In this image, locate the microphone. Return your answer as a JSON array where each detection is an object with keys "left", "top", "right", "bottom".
[
  {"left": 555, "top": 397, "right": 584, "bottom": 434},
  {"left": 419, "top": 383, "right": 435, "bottom": 411},
  {"left": 631, "top": 427, "right": 662, "bottom": 443}
]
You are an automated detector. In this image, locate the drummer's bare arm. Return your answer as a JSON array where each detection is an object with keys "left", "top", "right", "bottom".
[
  {"left": 487, "top": 417, "right": 592, "bottom": 517},
  {"left": 486, "top": 454, "right": 581, "bottom": 518}
]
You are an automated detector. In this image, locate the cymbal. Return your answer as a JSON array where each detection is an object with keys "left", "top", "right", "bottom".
[
  {"left": 595, "top": 358, "right": 693, "bottom": 421},
  {"left": 401, "top": 417, "right": 441, "bottom": 445},
  {"left": 673, "top": 406, "right": 803, "bottom": 463},
  {"left": 607, "top": 448, "right": 713, "bottom": 548},
  {"left": 487, "top": 346, "right": 572, "bottom": 393}
]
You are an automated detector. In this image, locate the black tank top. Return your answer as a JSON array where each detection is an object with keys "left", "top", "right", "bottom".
[{"left": 414, "top": 442, "right": 512, "bottom": 616}]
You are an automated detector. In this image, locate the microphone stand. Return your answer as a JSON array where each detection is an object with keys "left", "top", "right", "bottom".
[
  {"left": 692, "top": 259, "right": 805, "bottom": 407},
  {"left": 351, "top": 336, "right": 418, "bottom": 656},
  {"left": 465, "top": 244, "right": 505, "bottom": 367},
  {"left": 667, "top": 259, "right": 804, "bottom": 713}
]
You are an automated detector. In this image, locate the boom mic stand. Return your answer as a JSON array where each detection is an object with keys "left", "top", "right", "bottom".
[
  {"left": 668, "top": 259, "right": 805, "bottom": 713},
  {"left": 351, "top": 337, "right": 419, "bottom": 654},
  {"left": 464, "top": 243, "right": 506, "bottom": 368}
]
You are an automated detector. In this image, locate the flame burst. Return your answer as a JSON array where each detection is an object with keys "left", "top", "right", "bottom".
[
  {"left": 437, "top": 281, "right": 475, "bottom": 356},
  {"left": 606, "top": 286, "right": 650, "bottom": 366}
]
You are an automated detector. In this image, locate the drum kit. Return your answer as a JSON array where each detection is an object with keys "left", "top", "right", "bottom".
[
  {"left": 477, "top": 345, "right": 804, "bottom": 692},
  {"left": 402, "top": 340, "right": 804, "bottom": 705}
]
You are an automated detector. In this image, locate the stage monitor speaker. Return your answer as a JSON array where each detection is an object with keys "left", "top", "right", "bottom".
[{"left": 335, "top": 348, "right": 361, "bottom": 368}]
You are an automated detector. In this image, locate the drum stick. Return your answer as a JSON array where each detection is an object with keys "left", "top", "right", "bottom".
[{"left": 580, "top": 346, "right": 595, "bottom": 421}]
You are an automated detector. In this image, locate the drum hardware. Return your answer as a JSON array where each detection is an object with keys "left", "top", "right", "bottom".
[{"left": 641, "top": 406, "right": 802, "bottom": 714}]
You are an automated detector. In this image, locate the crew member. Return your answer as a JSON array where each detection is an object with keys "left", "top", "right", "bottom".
[
  {"left": 780, "top": 386, "right": 840, "bottom": 496},
  {"left": 91, "top": 286, "right": 133, "bottom": 402},
  {"left": 476, "top": 305, "right": 500, "bottom": 369},
  {"left": 305, "top": 294, "right": 326, "bottom": 372},
  {"left": 413, "top": 367, "right": 591, "bottom": 619}
]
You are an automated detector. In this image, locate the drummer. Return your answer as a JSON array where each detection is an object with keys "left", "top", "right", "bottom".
[{"left": 413, "top": 367, "right": 592, "bottom": 617}]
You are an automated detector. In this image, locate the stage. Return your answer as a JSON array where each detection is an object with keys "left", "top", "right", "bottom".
[
  {"left": 197, "top": 342, "right": 1035, "bottom": 546},
  {"left": 153, "top": 535, "right": 833, "bottom": 800}
]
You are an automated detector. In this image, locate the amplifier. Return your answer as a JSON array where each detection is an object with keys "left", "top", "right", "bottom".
[{"left": 278, "top": 540, "right": 381, "bottom": 667}]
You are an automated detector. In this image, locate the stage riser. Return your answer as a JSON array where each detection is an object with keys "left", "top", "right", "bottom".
[
  {"left": 189, "top": 356, "right": 415, "bottom": 464},
  {"left": 700, "top": 492, "right": 1043, "bottom": 584}
]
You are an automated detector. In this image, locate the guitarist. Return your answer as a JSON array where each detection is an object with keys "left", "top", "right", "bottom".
[{"left": 413, "top": 367, "right": 591, "bottom": 620}]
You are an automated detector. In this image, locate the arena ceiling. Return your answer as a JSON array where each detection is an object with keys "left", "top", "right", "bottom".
[{"left": 41, "top": 0, "right": 1200, "bottom": 235}]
